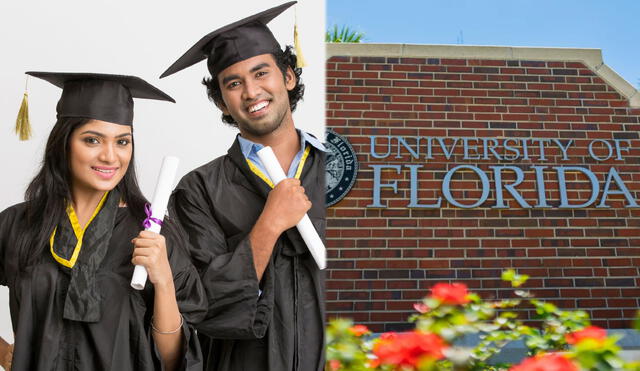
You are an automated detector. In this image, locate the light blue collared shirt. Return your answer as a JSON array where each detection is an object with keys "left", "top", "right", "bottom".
[{"left": 238, "top": 129, "right": 326, "bottom": 180}]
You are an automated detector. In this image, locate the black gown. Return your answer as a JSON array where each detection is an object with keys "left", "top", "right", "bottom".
[
  {"left": 171, "top": 136, "right": 326, "bottom": 371},
  {"left": 0, "top": 203, "right": 207, "bottom": 371}
]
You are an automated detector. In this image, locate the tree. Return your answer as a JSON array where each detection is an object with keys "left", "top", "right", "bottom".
[{"left": 325, "top": 25, "right": 365, "bottom": 43}]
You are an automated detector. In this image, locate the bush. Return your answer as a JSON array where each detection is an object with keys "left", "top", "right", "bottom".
[{"left": 326, "top": 270, "right": 640, "bottom": 371}]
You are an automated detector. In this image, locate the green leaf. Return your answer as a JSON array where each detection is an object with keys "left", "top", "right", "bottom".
[
  {"left": 501, "top": 269, "right": 516, "bottom": 282},
  {"left": 501, "top": 269, "right": 529, "bottom": 287}
]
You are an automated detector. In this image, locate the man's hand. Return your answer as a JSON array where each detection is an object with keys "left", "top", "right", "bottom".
[
  {"left": 261, "top": 178, "right": 311, "bottom": 235},
  {"left": 250, "top": 178, "right": 312, "bottom": 279}
]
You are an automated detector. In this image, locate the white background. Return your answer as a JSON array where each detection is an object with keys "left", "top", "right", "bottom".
[{"left": 0, "top": 0, "right": 325, "bottom": 343}]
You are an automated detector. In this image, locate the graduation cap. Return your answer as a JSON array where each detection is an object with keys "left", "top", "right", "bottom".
[
  {"left": 160, "top": 1, "right": 301, "bottom": 79},
  {"left": 15, "top": 72, "right": 175, "bottom": 140}
]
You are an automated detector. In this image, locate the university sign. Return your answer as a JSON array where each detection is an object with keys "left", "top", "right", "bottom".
[
  {"left": 324, "top": 132, "right": 639, "bottom": 209},
  {"left": 367, "top": 135, "right": 638, "bottom": 209}
]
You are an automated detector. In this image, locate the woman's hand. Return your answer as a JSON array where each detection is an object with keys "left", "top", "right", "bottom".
[
  {"left": 131, "top": 231, "right": 173, "bottom": 289},
  {"left": 134, "top": 232, "right": 184, "bottom": 370},
  {"left": 0, "top": 338, "right": 13, "bottom": 371}
]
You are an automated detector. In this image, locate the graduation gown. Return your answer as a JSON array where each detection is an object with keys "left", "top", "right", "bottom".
[
  {"left": 0, "top": 204, "right": 207, "bottom": 371},
  {"left": 171, "top": 137, "right": 326, "bottom": 371}
]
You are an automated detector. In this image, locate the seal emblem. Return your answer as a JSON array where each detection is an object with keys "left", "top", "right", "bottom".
[{"left": 325, "top": 129, "right": 358, "bottom": 206}]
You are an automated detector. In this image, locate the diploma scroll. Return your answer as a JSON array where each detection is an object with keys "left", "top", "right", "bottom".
[
  {"left": 256, "top": 146, "right": 326, "bottom": 270},
  {"left": 130, "top": 156, "right": 180, "bottom": 290}
]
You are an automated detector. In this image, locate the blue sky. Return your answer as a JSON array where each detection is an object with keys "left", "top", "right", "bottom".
[{"left": 327, "top": 0, "right": 640, "bottom": 87}]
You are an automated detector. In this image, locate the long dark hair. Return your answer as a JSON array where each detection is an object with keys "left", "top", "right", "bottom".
[{"left": 18, "top": 117, "right": 148, "bottom": 267}]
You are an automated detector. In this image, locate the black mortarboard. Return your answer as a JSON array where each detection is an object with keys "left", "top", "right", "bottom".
[
  {"left": 160, "top": 1, "right": 296, "bottom": 79},
  {"left": 26, "top": 72, "right": 175, "bottom": 126}
]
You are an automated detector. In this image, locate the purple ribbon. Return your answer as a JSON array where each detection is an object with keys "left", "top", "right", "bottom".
[{"left": 142, "top": 203, "right": 163, "bottom": 229}]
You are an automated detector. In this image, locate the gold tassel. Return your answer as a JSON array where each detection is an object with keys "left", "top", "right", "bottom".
[
  {"left": 294, "top": 8, "right": 306, "bottom": 68},
  {"left": 15, "top": 92, "right": 32, "bottom": 141}
]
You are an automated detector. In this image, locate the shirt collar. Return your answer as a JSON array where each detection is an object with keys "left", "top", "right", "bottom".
[{"left": 237, "top": 129, "right": 326, "bottom": 159}]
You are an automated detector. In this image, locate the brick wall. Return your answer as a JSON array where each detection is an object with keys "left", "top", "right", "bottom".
[{"left": 325, "top": 45, "right": 640, "bottom": 332}]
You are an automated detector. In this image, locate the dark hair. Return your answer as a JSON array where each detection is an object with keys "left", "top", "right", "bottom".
[
  {"left": 202, "top": 45, "right": 305, "bottom": 126},
  {"left": 18, "top": 117, "right": 148, "bottom": 267}
]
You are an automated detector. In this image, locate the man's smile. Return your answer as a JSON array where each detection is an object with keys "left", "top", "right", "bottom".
[{"left": 247, "top": 100, "right": 270, "bottom": 114}]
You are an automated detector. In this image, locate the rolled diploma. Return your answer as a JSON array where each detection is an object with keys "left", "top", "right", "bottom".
[
  {"left": 256, "top": 146, "right": 326, "bottom": 270},
  {"left": 130, "top": 156, "right": 180, "bottom": 290}
]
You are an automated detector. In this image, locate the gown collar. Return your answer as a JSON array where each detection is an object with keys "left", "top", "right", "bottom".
[{"left": 50, "top": 189, "right": 121, "bottom": 322}]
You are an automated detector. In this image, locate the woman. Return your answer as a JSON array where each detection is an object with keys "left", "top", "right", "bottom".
[{"left": 0, "top": 72, "right": 206, "bottom": 370}]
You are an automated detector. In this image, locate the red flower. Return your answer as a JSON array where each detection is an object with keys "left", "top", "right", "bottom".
[
  {"left": 379, "top": 332, "right": 398, "bottom": 341},
  {"left": 349, "top": 325, "right": 370, "bottom": 337},
  {"left": 430, "top": 283, "right": 470, "bottom": 305},
  {"left": 565, "top": 325, "right": 607, "bottom": 345},
  {"left": 509, "top": 353, "right": 579, "bottom": 371},
  {"left": 373, "top": 331, "right": 447, "bottom": 369},
  {"left": 413, "top": 302, "right": 429, "bottom": 313},
  {"left": 328, "top": 359, "right": 341, "bottom": 371}
]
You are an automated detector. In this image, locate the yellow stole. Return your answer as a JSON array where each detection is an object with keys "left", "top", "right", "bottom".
[
  {"left": 49, "top": 191, "right": 109, "bottom": 268},
  {"left": 246, "top": 145, "right": 311, "bottom": 188}
]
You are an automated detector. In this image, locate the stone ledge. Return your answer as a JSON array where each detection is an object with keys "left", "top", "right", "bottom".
[
  {"left": 366, "top": 329, "right": 640, "bottom": 366},
  {"left": 453, "top": 329, "right": 640, "bottom": 364}
]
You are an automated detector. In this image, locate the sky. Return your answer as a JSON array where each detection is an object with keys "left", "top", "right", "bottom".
[{"left": 327, "top": 0, "right": 640, "bottom": 87}]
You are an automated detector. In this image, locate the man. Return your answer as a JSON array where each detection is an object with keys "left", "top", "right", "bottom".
[{"left": 161, "top": 2, "right": 326, "bottom": 371}]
